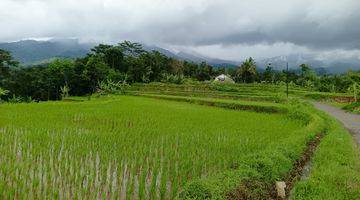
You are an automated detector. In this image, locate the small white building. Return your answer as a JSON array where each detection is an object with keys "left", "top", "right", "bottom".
[{"left": 214, "top": 74, "right": 235, "bottom": 84}]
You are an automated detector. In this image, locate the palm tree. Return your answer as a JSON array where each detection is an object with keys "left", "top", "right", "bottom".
[{"left": 236, "top": 57, "right": 257, "bottom": 83}]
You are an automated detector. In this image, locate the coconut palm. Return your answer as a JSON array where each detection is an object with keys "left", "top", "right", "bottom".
[{"left": 236, "top": 57, "right": 257, "bottom": 83}]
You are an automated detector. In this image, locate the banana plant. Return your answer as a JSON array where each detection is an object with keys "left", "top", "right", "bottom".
[
  {"left": 348, "top": 82, "right": 360, "bottom": 102},
  {"left": 0, "top": 87, "right": 9, "bottom": 98}
]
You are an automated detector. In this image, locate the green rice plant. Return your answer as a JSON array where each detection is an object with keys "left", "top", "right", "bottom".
[
  {"left": 0, "top": 95, "right": 308, "bottom": 199},
  {"left": 0, "top": 92, "right": 358, "bottom": 199}
]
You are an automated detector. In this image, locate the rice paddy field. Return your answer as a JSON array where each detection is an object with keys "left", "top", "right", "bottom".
[{"left": 0, "top": 83, "right": 359, "bottom": 199}]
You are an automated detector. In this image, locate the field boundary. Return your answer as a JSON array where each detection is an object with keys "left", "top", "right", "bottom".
[
  {"left": 224, "top": 132, "right": 326, "bottom": 200},
  {"left": 277, "top": 132, "right": 325, "bottom": 199},
  {"left": 135, "top": 94, "right": 288, "bottom": 114}
]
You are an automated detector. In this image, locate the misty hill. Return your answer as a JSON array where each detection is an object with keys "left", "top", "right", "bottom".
[
  {"left": 0, "top": 40, "right": 239, "bottom": 67},
  {"left": 0, "top": 39, "right": 92, "bottom": 64},
  {"left": 0, "top": 39, "right": 359, "bottom": 74},
  {"left": 143, "top": 45, "right": 239, "bottom": 67},
  {"left": 256, "top": 54, "right": 360, "bottom": 74}
]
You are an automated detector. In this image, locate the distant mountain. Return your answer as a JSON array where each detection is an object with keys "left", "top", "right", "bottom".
[
  {"left": 257, "top": 54, "right": 326, "bottom": 70},
  {"left": 0, "top": 39, "right": 92, "bottom": 65},
  {"left": 143, "top": 45, "right": 239, "bottom": 67},
  {"left": 1, "top": 39, "right": 359, "bottom": 74},
  {"left": 256, "top": 54, "right": 360, "bottom": 74},
  {"left": 0, "top": 40, "right": 238, "bottom": 67}
]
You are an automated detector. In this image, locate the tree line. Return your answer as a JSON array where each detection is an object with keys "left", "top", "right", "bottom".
[{"left": 0, "top": 41, "right": 359, "bottom": 101}]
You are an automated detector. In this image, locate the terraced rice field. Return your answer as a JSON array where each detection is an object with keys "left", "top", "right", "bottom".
[
  {"left": 0, "top": 95, "right": 315, "bottom": 199},
  {"left": 0, "top": 84, "right": 359, "bottom": 199}
]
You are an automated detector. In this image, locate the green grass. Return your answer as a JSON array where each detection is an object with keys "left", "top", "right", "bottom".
[
  {"left": 137, "top": 94, "right": 289, "bottom": 113},
  {"left": 182, "top": 100, "right": 326, "bottom": 199},
  {"left": 343, "top": 102, "right": 360, "bottom": 114},
  {"left": 129, "top": 82, "right": 296, "bottom": 103},
  {"left": 0, "top": 95, "right": 307, "bottom": 199},
  {"left": 320, "top": 101, "right": 359, "bottom": 114},
  {"left": 293, "top": 113, "right": 360, "bottom": 199}
]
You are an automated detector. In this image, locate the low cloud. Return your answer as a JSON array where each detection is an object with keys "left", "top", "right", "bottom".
[{"left": 0, "top": 0, "right": 359, "bottom": 59}]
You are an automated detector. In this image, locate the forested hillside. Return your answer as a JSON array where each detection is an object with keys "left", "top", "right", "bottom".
[{"left": 0, "top": 41, "right": 359, "bottom": 102}]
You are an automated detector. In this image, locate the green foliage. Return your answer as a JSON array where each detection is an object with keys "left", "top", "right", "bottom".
[
  {"left": 7, "top": 94, "right": 33, "bottom": 103},
  {"left": 343, "top": 102, "right": 360, "bottom": 114},
  {"left": 0, "top": 87, "right": 9, "bottom": 103},
  {"left": 347, "top": 81, "right": 359, "bottom": 102},
  {"left": 60, "top": 85, "right": 70, "bottom": 99},
  {"left": 1, "top": 45, "right": 359, "bottom": 102},
  {"left": 0, "top": 49, "right": 19, "bottom": 86},
  {"left": 235, "top": 57, "right": 257, "bottom": 83},
  {"left": 161, "top": 74, "right": 185, "bottom": 84},
  {"left": 0, "top": 87, "right": 9, "bottom": 97},
  {"left": 181, "top": 100, "right": 326, "bottom": 199},
  {"left": 0, "top": 49, "right": 19, "bottom": 68},
  {"left": 97, "top": 79, "right": 130, "bottom": 95},
  {"left": 287, "top": 99, "right": 313, "bottom": 125},
  {"left": 293, "top": 115, "right": 360, "bottom": 199}
]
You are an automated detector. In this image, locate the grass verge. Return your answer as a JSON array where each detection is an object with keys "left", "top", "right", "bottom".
[
  {"left": 343, "top": 102, "right": 360, "bottom": 114},
  {"left": 292, "top": 114, "right": 360, "bottom": 200},
  {"left": 181, "top": 100, "right": 326, "bottom": 199}
]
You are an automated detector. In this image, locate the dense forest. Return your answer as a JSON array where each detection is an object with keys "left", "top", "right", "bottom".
[{"left": 0, "top": 41, "right": 359, "bottom": 101}]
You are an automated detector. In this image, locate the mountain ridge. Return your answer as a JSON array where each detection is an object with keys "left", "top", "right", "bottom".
[{"left": 0, "top": 39, "right": 359, "bottom": 74}]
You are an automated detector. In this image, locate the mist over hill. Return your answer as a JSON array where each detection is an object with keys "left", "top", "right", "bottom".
[
  {"left": 0, "top": 39, "right": 359, "bottom": 74},
  {"left": 0, "top": 39, "right": 92, "bottom": 64}
]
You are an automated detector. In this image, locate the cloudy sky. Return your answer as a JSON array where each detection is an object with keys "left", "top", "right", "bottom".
[{"left": 1, "top": 0, "right": 360, "bottom": 60}]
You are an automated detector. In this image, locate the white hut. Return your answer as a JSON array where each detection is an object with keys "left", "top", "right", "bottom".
[{"left": 214, "top": 74, "right": 235, "bottom": 84}]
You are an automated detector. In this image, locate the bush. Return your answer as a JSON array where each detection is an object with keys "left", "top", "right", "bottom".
[
  {"left": 97, "top": 79, "right": 130, "bottom": 95},
  {"left": 161, "top": 74, "right": 185, "bottom": 84},
  {"left": 343, "top": 102, "right": 360, "bottom": 114}
]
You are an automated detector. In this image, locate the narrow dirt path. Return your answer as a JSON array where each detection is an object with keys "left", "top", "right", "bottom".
[{"left": 313, "top": 102, "right": 360, "bottom": 145}]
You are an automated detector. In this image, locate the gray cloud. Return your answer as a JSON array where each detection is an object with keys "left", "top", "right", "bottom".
[{"left": 0, "top": 0, "right": 359, "bottom": 59}]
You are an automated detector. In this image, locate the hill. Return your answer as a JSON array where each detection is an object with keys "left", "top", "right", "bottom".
[
  {"left": 1, "top": 39, "right": 359, "bottom": 74},
  {"left": 0, "top": 39, "right": 92, "bottom": 65}
]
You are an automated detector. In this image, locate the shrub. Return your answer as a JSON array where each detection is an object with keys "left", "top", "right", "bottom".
[{"left": 97, "top": 79, "right": 130, "bottom": 95}]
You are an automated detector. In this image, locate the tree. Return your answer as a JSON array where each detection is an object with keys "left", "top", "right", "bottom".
[
  {"left": 183, "top": 61, "right": 198, "bottom": 78},
  {"left": 0, "top": 49, "right": 18, "bottom": 68},
  {"left": 196, "top": 62, "right": 213, "bottom": 81},
  {"left": 215, "top": 67, "right": 226, "bottom": 75},
  {"left": 298, "top": 64, "right": 317, "bottom": 88},
  {"left": 90, "top": 44, "right": 112, "bottom": 55},
  {"left": 140, "top": 51, "right": 171, "bottom": 82},
  {"left": 347, "top": 71, "right": 360, "bottom": 102},
  {"left": 169, "top": 59, "right": 184, "bottom": 75},
  {"left": 299, "top": 63, "right": 310, "bottom": 76},
  {"left": 77, "top": 56, "right": 113, "bottom": 93},
  {"left": 263, "top": 64, "right": 275, "bottom": 83},
  {"left": 0, "top": 49, "right": 19, "bottom": 85},
  {"left": 126, "top": 56, "right": 149, "bottom": 83},
  {"left": 91, "top": 44, "right": 125, "bottom": 72},
  {"left": 105, "top": 46, "right": 125, "bottom": 71},
  {"left": 236, "top": 57, "right": 257, "bottom": 83},
  {"left": 119, "top": 41, "right": 145, "bottom": 57}
]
